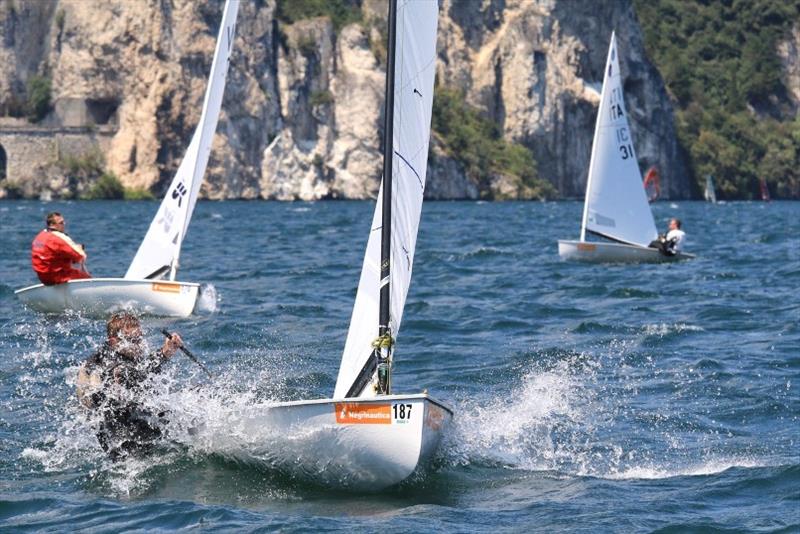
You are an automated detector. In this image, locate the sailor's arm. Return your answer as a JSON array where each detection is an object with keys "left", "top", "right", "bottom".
[{"left": 51, "top": 231, "right": 87, "bottom": 262}]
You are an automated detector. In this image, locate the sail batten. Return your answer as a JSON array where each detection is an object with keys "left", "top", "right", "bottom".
[
  {"left": 335, "top": 0, "right": 439, "bottom": 399},
  {"left": 580, "top": 32, "right": 658, "bottom": 248},
  {"left": 125, "top": 0, "right": 239, "bottom": 280}
]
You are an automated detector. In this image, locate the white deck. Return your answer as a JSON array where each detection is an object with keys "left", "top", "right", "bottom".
[
  {"left": 558, "top": 240, "right": 695, "bottom": 264},
  {"left": 14, "top": 278, "right": 200, "bottom": 317}
]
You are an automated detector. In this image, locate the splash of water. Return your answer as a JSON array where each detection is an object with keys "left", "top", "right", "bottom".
[{"left": 195, "top": 284, "right": 219, "bottom": 314}]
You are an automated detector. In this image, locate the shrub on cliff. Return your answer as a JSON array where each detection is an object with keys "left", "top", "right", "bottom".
[
  {"left": 276, "top": 0, "right": 361, "bottom": 31},
  {"left": 432, "top": 88, "right": 556, "bottom": 200},
  {"left": 82, "top": 172, "right": 125, "bottom": 200},
  {"left": 26, "top": 76, "right": 52, "bottom": 123}
]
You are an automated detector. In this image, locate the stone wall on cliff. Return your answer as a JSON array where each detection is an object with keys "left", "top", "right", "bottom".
[{"left": 0, "top": 0, "right": 696, "bottom": 200}]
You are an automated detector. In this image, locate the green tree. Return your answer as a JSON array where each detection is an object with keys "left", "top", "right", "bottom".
[{"left": 26, "top": 75, "right": 52, "bottom": 122}]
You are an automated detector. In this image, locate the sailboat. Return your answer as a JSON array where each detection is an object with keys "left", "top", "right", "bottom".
[
  {"left": 15, "top": 0, "right": 239, "bottom": 317},
  {"left": 558, "top": 32, "right": 694, "bottom": 263},
  {"left": 220, "top": 0, "right": 451, "bottom": 490},
  {"left": 704, "top": 174, "right": 717, "bottom": 203},
  {"left": 759, "top": 178, "right": 771, "bottom": 202}
]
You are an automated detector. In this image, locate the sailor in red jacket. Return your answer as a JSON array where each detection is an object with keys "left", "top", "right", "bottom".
[{"left": 31, "top": 212, "right": 92, "bottom": 285}]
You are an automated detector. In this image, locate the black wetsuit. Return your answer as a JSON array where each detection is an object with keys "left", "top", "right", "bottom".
[
  {"left": 83, "top": 343, "right": 170, "bottom": 460},
  {"left": 648, "top": 236, "right": 679, "bottom": 256}
]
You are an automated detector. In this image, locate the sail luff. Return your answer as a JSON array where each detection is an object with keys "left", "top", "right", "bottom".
[
  {"left": 125, "top": 0, "right": 239, "bottom": 280},
  {"left": 579, "top": 31, "right": 616, "bottom": 242}
]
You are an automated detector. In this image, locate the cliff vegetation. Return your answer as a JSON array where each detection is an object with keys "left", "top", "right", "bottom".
[{"left": 634, "top": 0, "right": 800, "bottom": 199}]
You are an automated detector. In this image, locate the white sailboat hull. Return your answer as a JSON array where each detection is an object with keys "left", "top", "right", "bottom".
[
  {"left": 558, "top": 240, "right": 695, "bottom": 263},
  {"left": 216, "top": 393, "right": 452, "bottom": 491},
  {"left": 14, "top": 278, "right": 199, "bottom": 317}
]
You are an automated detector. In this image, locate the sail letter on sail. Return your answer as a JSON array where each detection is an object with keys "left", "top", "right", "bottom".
[{"left": 335, "top": 0, "right": 439, "bottom": 399}]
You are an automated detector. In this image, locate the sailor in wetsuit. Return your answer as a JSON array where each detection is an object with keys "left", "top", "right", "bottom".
[
  {"left": 77, "top": 312, "right": 183, "bottom": 460},
  {"left": 649, "top": 218, "right": 686, "bottom": 256}
]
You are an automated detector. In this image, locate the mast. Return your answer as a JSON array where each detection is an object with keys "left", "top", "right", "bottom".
[{"left": 376, "top": 0, "right": 398, "bottom": 395}]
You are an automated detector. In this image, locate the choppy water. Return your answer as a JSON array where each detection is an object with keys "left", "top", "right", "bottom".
[{"left": 0, "top": 200, "right": 797, "bottom": 532}]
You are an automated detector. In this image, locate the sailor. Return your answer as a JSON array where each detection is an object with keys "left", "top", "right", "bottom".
[
  {"left": 31, "top": 212, "right": 91, "bottom": 285},
  {"left": 649, "top": 218, "right": 686, "bottom": 256},
  {"left": 77, "top": 312, "right": 183, "bottom": 460}
]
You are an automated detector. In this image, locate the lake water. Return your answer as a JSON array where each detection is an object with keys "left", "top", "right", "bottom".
[{"left": 0, "top": 200, "right": 797, "bottom": 532}]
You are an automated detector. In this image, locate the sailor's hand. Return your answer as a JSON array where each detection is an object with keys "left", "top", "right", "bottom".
[{"left": 161, "top": 333, "right": 183, "bottom": 358}]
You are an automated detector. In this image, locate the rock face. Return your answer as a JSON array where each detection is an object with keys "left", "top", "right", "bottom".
[{"left": 0, "top": 0, "right": 694, "bottom": 200}]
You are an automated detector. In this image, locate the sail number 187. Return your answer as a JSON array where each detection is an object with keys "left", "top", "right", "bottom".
[{"left": 393, "top": 403, "right": 412, "bottom": 420}]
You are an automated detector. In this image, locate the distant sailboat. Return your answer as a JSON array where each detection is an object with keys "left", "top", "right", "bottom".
[
  {"left": 704, "top": 174, "right": 717, "bottom": 203},
  {"left": 215, "top": 0, "right": 451, "bottom": 491},
  {"left": 643, "top": 166, "right": 660, "bottom": 202},
  {"left": 760, "top": 178, "right": 771, "bottom": 202},
  {"left": 558, "top": 32, "right": 694, "bottom": 263},
  {"left": 16, "top": 0, "right": 239, "bottom": 317}
]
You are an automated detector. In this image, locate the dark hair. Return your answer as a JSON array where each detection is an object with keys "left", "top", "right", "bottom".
[
  {"left": 672, "top": 218, "right": 682, "bottom": 229},
  {"left": 107, "top": 312, "right": 141, "bottom": 339},
  {"left": 46, "top": 212, "right": 63, "bottom": 227}
]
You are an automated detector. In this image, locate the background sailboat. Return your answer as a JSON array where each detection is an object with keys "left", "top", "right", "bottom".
[
  {"left": 558, "top": 32, "right": 693, "bottom": 263},
  {"left": 705, "top": 174, "right": 718, "bottom": 203},
  {"left": 210, "top": 0, "right": 451, "bottom": 490},
  {"left": 15, "top": 0, "right": 239, "bottom": 317}
]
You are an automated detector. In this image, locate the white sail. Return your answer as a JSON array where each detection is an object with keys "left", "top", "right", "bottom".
[
  {"left": 334, "top": 0, "right": 439, "bottom": 399},
  {"left": 126, "top": 0, "right": 239, "bottom": 280},
  {"left": 579, "top": 32, "right": 657, "bottom": 247},
  {"left": 705, "top": 175, "right": 717, "bottom": 203}
]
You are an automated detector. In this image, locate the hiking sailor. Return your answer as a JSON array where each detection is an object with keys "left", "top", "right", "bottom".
[
  {"left": 77, "top": 312, "right": 183, "bottom": 459},
  {"left": 649, "top": 218, "right": 686, "bottom": 256}
]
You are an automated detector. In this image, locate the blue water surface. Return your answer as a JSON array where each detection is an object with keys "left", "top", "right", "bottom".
[{"left": 0, "top": 200, "right": 797, "bottom": 532}]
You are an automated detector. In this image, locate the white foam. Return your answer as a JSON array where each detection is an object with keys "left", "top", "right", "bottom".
[{"left": 195, "top": 284, "right": 219, "bottom": 314}]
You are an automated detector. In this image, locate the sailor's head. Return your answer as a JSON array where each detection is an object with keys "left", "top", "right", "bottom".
[
  {"left": 669, "top": 218, "right": 681, "bottom": 230},
  {"left": 107, "top": 312, "right": 144, "bottom": 359},
  {"left": 46, "top": 212, "right": 65, "bottom": 231}
]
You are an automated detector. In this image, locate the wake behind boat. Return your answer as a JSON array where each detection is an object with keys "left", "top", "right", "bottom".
[
  {"left": 213, "top": 0, "right": 451, "bottom": 490},
  {"left": 558, "top": 32, "right": 694, "bottom": 264},
  {"left": 15, "top": 0, "right": 239, "bottom": 317}
]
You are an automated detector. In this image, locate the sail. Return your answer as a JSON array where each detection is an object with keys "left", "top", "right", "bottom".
[
  {"left": 643, "top": 166, "right": 660, "bottom": 202},
  {"left": 580, "top": 32, "right": 658, "bottom": 247},
  {"left": 334, "top": 0, "right": 439, "bottom": 399},
  {"left": 704, "top": 174, "right": 717, "bottom": 203},
  {"left": 125, "top": 0, "right": 239, "bottom": 280}
]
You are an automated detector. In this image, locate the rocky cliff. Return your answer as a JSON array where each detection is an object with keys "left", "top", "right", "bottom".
[{"left": 0, "top": 0, "right": 694, "bottom": 200}]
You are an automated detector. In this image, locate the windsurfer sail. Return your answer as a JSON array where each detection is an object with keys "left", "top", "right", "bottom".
[{"left": 643, "top": 166, "right": 660, "bottom": 202}]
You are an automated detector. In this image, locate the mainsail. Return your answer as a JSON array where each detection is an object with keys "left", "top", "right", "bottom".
[
  {"left": 334, "top": 0, "right": 439, "bottom": 399},
  {"left": 580, "top": 32, "right": 658, "bottom": 248},
  {"left": 125, "top": 0, "right": 239, "bottom": 280}
]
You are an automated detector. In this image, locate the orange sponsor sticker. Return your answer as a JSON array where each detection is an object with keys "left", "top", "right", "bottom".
[
  {"left": 151, "top": 282, "right": 181, "bottom": 293},
  {"left": 335, "top": 403, "right": 391, "bottom": 424},
  {"left": 577, "top": 243, "right": 597, "bottom": 251}
]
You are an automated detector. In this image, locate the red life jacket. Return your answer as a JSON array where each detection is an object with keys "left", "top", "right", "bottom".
[{"left": 31, "top": 229, "right": 87, "bottom": 284}]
